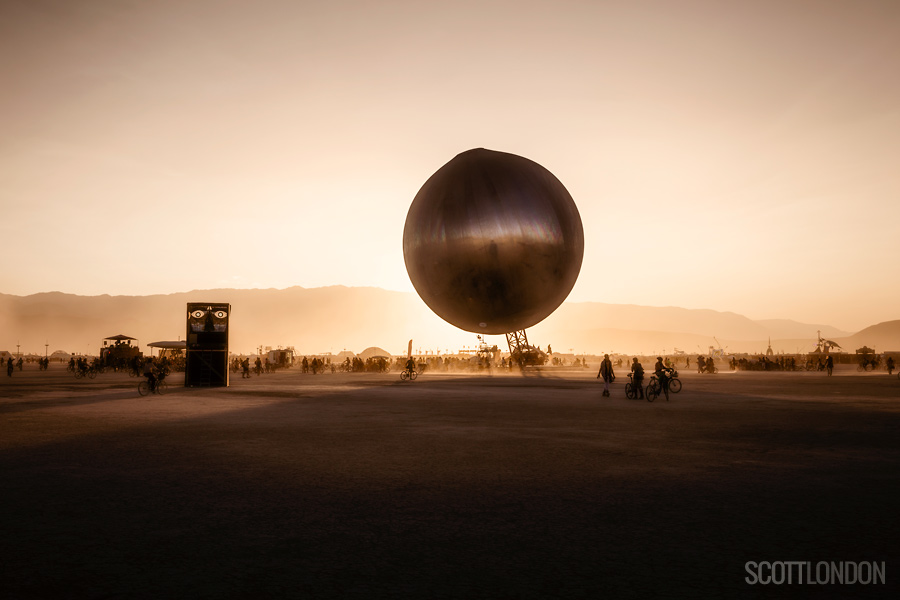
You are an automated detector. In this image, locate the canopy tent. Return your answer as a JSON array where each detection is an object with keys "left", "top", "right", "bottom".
[
  {"left": 148, "top": 341, "right": 187, "bottom": 349},
  {"left": 147, "top": 340, "right": 186, "bottom": 360},
  {"left": 104, "top": 334, "right": 137, "bottom": 341}
]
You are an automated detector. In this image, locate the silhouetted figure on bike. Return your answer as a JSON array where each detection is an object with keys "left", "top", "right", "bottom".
[
  {"left": 597, "top": 354, "right": 614, "bottom": 397},
  {"left": 697, "top": 355, "right": 706, "bottom": 374},
  {"left": 143, "top": 358, "right": 159, "bottom": 392},
  {"left": 631, "top": 357, "right": 644, "bottom": 399}
]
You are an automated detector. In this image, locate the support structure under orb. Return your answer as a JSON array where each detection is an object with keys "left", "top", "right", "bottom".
[
  {"left": 505, "top": 330, "right": 529, "bottom": 359},
  {"left": 505, "top": 329, "right": 547, "bottom": 368}
]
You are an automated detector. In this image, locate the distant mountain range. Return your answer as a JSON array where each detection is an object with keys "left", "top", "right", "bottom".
[{"left": 1, "top": 286, "right": 897, "bottom": 356}]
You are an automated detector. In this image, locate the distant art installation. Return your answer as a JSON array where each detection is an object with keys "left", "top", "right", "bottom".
[
  {"left": 403, "top": 148, "right": 584, "bottom": 334},
  {"left": 185, "top": 302, "right": 230, "bottom": 387}
]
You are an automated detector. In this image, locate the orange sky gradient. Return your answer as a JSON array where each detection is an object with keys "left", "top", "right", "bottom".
[{"left": 1, "top": 0, "right": 898, "bottom": 333}]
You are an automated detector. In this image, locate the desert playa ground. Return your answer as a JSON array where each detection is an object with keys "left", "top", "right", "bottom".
[{"left": 2, "top": 365, "right": 898, "bottom": 598}]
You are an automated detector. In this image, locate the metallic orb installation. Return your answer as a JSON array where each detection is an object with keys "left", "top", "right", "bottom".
[{"left": 403, "top": 148, "right": 584, "bottom": 334}]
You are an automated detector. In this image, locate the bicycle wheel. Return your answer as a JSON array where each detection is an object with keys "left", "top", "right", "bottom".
[
  {"left": 156, "top": 380, "right": 168, "bottom": 395},
  {"left": 88, "top": 369, "right": 97, "bottom": 379},
  {"left": 138, "top": 381, "right": 150, "bottom": 396},
  {"left": 410, "top": 371, "right": 418, "bottom": 381},
  {"left": 74, "top": 370, "right": 84, "bottom": 379},
  {"left": 646, "top": 380, "right": 658, "bottom": 402},
  {"left": 400, "top": 371, "right": 408, "bottom": 381},
  {"left": 625, "top": 383, "right": 635, "bottom": 399},
  {"left": 668, "top": 378, "right": 682, "bottom": 394}
]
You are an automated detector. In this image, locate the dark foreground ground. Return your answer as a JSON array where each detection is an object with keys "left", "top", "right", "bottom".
[{"left": 1, "top": 365, "right": 898, "bottom": 599}]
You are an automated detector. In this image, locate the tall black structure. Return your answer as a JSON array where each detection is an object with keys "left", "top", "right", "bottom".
[{"left": 185, "top": 302, "right": 230, "bottom": 387}]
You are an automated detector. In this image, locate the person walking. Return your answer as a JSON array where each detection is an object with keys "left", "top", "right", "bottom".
[
  {"left": 887, "top": 356, "right": 895, "bottom": 376},
  {"left": 597, "top": 354, "right": 615, "bottom": 397},
  {"left": 825, "top": 354, "right": 834, "bottom": 376}
]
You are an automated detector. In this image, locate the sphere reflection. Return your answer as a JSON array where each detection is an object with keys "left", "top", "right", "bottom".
[{"left": 403, "top": 148, "right": 584, "bottom": 334}]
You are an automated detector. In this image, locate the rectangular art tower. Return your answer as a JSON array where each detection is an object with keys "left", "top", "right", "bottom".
[{"left": 185, "top": 302, "right": 230, "bottom": 387}]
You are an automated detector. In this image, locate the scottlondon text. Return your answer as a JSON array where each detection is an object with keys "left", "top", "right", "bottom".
[{"left": 745, "top": 561, "right": 885, "bottom": 585}]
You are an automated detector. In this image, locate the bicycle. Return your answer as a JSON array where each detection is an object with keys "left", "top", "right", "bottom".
[
  {"left": 646, "top": 372, "right": 673, "bottom": 402},
  {"left": 74, "top": 367, "right": 98, "bottom": 380},
  {"left": 400, "top": 368, "right": 418, "bottom": 381},
  {"left": 625, "top": 373, "right": 643, "bottom": 400},
  {"left": 138, "top": 377, "right": 168, "bottom": 396},
  {"left": 667, "top": 368, "right": 683, "bottom": 394}
]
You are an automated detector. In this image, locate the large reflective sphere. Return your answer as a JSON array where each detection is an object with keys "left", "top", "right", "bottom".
[{"left": 403, "top": 148, "right": 584, "bottom": 334}]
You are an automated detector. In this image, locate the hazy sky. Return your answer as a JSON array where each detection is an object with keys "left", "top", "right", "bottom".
[{"left": 2, "top": 0, "right": 898, "bottom": 332}]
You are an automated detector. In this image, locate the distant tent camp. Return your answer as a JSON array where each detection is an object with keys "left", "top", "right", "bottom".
[
  {"left": 358, "top": 347, "right": 392, "bottom": 360},
  {"left": 334, "top": 350, "right": 356, "bottom": 362}
]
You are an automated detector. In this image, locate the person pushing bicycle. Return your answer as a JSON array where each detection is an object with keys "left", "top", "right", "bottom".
[
  {"left": 654, "top": 356, "right": 673, "bottom": 396},
  {"left": 631, "top": 357, "right": 645, "bottom": 399}
]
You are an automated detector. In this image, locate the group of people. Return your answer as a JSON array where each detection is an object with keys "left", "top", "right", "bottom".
[
  {"left": 696, "top": 355, "right": 718, "bottom": 374},
  {"left": 597, "top": 354, "right": 674, "bottom": 399}
]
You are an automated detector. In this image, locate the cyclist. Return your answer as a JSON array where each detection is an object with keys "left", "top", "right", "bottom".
[
  {"left": 405, "top": 356, "right": 416, "bottom": 377},
  {"left": 142, "top": 358, "right": 159, "bottom": 392}
]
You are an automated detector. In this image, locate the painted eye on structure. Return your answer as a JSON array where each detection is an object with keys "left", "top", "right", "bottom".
[
  {"left": 214, "top": 311, "right": 228, "bottom": 319},
  {"left": 191, "top": 310, "right": 205, "bottom": 319}
]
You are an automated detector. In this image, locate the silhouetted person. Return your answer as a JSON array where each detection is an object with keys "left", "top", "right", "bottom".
[
  {"left": 405, "top": 357, "right": 415, "bottom": 375},
  {"left": 825, "top": 354, "right": 834, "bottom": 376},
  {"left": 887, "top": 356, "right": 895, "bottom": 376},
  {"left": 655, "top": 356, "right": 671, "bottom": 397},
  {"left": 631, "top": 357, "right": 644, "bottom": 399},
  {"left": 7, "top": 357, "right": 13, "bottom": 377},
  {"left": 597, "top": 354, "right": 614, "bottom": 397},
  {"left": 697, "top": 355, "right": 706, "bottom": 374},
  {"left": 143, "top": 358, "right": 159, "bottom": 391},
  {"left": 242, "top": 357, "right": 251, "bottom": 378}
]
